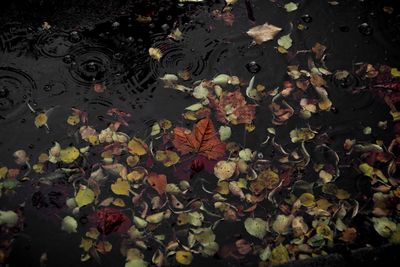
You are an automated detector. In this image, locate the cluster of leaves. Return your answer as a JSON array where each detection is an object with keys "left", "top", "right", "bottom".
[{"left": 1, "top": 4, "right": 400, "bottom": 267}]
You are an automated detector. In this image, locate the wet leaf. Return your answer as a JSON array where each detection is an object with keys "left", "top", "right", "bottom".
[
  {"left": 218, "top": 126, "right": 231, "bottom": 141},
  {"left": 60, "top": 146, "right": 80, "bottom": 164},
  {"left": 61, "top": 216, "right": 77, "bottom": 233},
  {"left": 0, "top": 210, "right": 18, "bottom": 227},
  {"left": 272, "top": 215, "right": 293, "bottom": 235},
  {"left": 128, "top": 138, "right": 148, "bottom": 156},
  {"left": 214, "top": 160, "right": 236, "bottom": 181},
  {"left": 284, "top": 2, "right": 298, "bottom": 12},
  {"left": 244, "top": 217, "right": 268, "bottom": 239},
  {"left": 155, "top": 150, "right": 180, "bottom": 167},
  {"left": 277, "top": 34, "right": 292, "bottom": 49},
  {"left": 176, "top": 250, "right": 193, "bottom": 265},
  {"left": 34, "top": 113, "right": 48, "bottom": 128},
  {"left": 270, "top": 244, "right": 289, "bottom": 265},
  {"left": 147, "top": 173, "right": 167, "bottom": 195},
  {"left": 149, "top": 47, "right": 162, "bottom": 61},
  {"left": 247, "top": 22, "right": 282, "bottom": 44},
  {"left": 172, "top": 118, "right": 225, "bottom": 160},
  {"left": 111, "top": 178, "right": 130, "bottom": 196},
  {"left": 372, "top": 217, "right": 397, "bottom": 238},
  {"left": 75, "top": 186, "right": 95, "bottom": 207}
]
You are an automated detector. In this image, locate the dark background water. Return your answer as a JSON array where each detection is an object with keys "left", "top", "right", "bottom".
[{"left": 1, "top": 0, "right": 400, "bottom": 266}]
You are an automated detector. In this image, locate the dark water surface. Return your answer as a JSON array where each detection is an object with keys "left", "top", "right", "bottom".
[{"left": 1, "top": 0, "right": 400, "bottom": 267}]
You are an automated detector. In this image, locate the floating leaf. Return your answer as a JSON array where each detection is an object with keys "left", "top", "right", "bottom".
[
  {"left": 247, "top": 22, "right": 282, "bottom": 44},
  {"left": 0, "top": 210, "right": 18, "bottom": 227},
  {"left": 244, "top": 217, "right": 268, "bottom": 239},
  {"left": 155, "top": 150, "right": 180, "bottom": 167},
  {"left": 172, "top": 118, "right": 225, "bottom": 160},
  {"left": 60, "top": 146, "right": 80, "bottom": 164},
  {"left": 75, "top": 186, "right": 95, "bottom": 207},
  {"left": 111, "top": 178, "right": 130, "bottom": 196},
  {"left": 149, "top": 47, "right": 162, "bottom": 61},
  {"left": 175, "top": 250, "right": 193, "bottom": 265},
  {"left": 214, "top": 160, "right": 236, "bottom": 181},
  {"left": 147, "top": 173, "right": 167, "bottom": 195},
  {"left": 270, "top": 244, "right": 289, "bottom": 265},
  {"left": 34, "top": 113, "right": 48, "bottom": 128},
  {"left": 61, "top": 216, "right": 77, "bottom": 233},
  {"left": 128, "top": 138, "right": 148, "bottom": 156},
  {"left": 372, "top": 217, "right": 397, "bottom": 238},
  {"left": 218, "top": 126, "right": 231, "bottom": 141},
  {"left": 277, "top": 34, "right": 292, "bottom": 49},
  {"left": 284, "top": 2, "right": 298, "bottom": 12}
]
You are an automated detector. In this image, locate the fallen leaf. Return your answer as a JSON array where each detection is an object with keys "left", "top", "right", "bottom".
[
  {"left": 172, "top": 118, "right": 225, "bottom": 160},
  {"left": 175, "top": 250, "right": 193, "bottom": 265},
  {"left": 35, "top": 113, "right": 48, "bottom": 128},
  {"left": 0, "top": 210, "right": 18, "bottom": 227},
  {"left": 111, "top": 178, "right": 130, "bottom": 196},
  {"left": 128, "top": 138, "right": 148, "bottom": 156},
  {"left": 149, "top": 47, "right": 163, "bottom": 61},
  {"left": 147, "top": 172, "right": 167, "bottom": 195},
  {"left": 61, "top": 216, "right": 78, "bottom": 233},
  {"left": 244, "top": 217, "right": 268, "bottom": 239},
  {"left": 214, "top": 160, "right": 236, "bottom": 181},
  {"left": 60, "top": 146, "right": 80, "bottom": 164},
  {"left": 247, "top": 22, "right": 282, "bottom": 44},
  {"left": 75, "top": 186, "right": 95, "bottom": 207}
]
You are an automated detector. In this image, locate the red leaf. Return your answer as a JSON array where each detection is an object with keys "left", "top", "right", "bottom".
[{"left": 172, "top": 118, "right": 225, "bottom": 160}]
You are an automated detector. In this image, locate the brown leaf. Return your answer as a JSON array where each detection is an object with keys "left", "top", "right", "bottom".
[
  {"left": 247, "top": 22, "right": 282, "bottom": 44},
  {"left": 147, "top": 172, "right": 167, "bottom": 195},
  {"left": 172, "top": 118, "right": 225, "bottom": 160}
]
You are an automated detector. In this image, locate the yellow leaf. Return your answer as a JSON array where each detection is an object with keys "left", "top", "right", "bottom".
[
  {"left": 155, "top": 150, "right": 180, "bottom": 167},
  {"left": 111, "top": 178, "right": 130, "bottom": 196},
  {"left": 0, "top": 167, "right": 8, "bottom": 179},
  {"left": 60, "top": 146, "right": 80, "bottom": 164},
  {"left": 128, "top": 138, "right": 148, "bottom": 156},
  {"left": 112, "top": 198, "right": 126, "bottom": 207},
  {"left": 67, "top": 115, "right": 80, "bottom": 126},
  {"left": 149, "top": 47, "right": 163, "bottom": 61},
  {"left": 298, "top": 193, "right": 315, "bottom": 207},
  {"left": 34, "top": 113, "right": 48, "bottom": 128},
  {"left": 127, "top": 169, "right": 145, "bottom": 182},
  {"left": 391, "top": 68, "right": 400, "bottom": 77},
  {"left": 175, "top": 250, "right": 193, "bottom": 265},
  {"left": 126, "top": 155, "right": 139, "bottom": 167},
  {"left": 86, "top": 228, "right": 100, "bottom": 239},
  {"left": 75, "top": 186, "right": 95, "bottom": 207},
  {"left": 80, "top": 238, "right": 93, "bottom": 252}
]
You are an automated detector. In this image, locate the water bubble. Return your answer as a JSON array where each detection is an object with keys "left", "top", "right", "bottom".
[
  {"left": 69, "top": 31, "right": 82, "bottom": 43},
  {"left": 358, "top": 23, "right": 373, "bottom": 36},
  {"left": 63, "top": 55, "right": 73, "bottom": 64},
  {"left": 112, "top": 21, "right": 120, "bottom": 29},
  {"left": 246, "top": 61, "right": 261, "bottom": 74},
  {"left": 301, "top": 14, "right": 313, "bottom": 23}
]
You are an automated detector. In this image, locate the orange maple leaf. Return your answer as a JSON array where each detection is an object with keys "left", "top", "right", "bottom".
[
  {"left": 147, "top": 172, "right": 167, "bottom": 195},
  {"left": 172, "top": 118, "right": 225, "bottom": 160}
]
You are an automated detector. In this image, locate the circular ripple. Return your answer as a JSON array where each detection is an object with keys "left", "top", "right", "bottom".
[
  {"left": 0, "top": 67, "right": 36, "bottom": 121},
  {"left": 35, "top": 31, "right": 82, "bottom": 58},
  {"left": 67, "top": 45, "right": 120, "bottom": 86}
]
